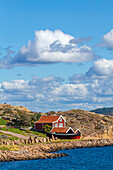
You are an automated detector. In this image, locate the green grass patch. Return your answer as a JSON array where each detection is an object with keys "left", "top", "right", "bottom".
[
  {"left": 1, "top": 127, "right": 47, "bottom": 137},
  {"left": 1, "top": 127, "right": 27, "bottom": 135},
  {"left": 0, "top": 132, "right": 19, "bottom": 141},
  {"left": 0, "top": 118, "right": 6, "bottom": 125},
  {"left": 0, "top": 145, "right": 19, "bottom": 151},
  {"left": 25, "top": 130, "right": 47, "bottom": 137},
  {"left": 51, "top": 138, "right": 85, "bottom": 143}
]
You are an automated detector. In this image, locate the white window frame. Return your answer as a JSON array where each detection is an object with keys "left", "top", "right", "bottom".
[
  {"left": 54, "top": 123, "right": 57, "bottom": 127},
  {"left": 59, "top": 123, "right": 63, "bottom": 127}
]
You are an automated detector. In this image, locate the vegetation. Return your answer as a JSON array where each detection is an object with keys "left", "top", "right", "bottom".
[
  {"left": 43, "top": 125, "right": 52, "bottom": 133},
  {"left": 3, "top": 108, "right": 13, "bottom": 114},
  {"left": 0, "top": 145, "right": 19, "bottom": 151},
  {"left": 1, "top": 127, "right": 47, "bottom": 137},
  {"left": 0, "top": 118, "right": 6, "bottom": 125}
]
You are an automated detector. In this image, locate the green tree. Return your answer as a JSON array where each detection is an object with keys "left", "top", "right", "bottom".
[
  {"left": 43, "top": 124, "right": 52, "bottom": 133},
  {"left": 13, "top": 111, "right": 32, "bottom": 127},
  {"left": 31, "top": 113, "right": 41, "bottom": 122}
]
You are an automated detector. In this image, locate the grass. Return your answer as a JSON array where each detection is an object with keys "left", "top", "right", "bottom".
[
  {"left": 51, "top": 138, "right": 84, "bottom": 143},
  {"left": 25, "top": 130, "right": 47, "bottom": 137},
  {"left": 0, "top": 145, "right": 19, "bottom": 151},
  {"left": 1, "top": 127, "right": 28, "bottom": 135},
  {"left": 0, "top": 118, "right": 6, "bottom": 125},
  {"left": 0, "top": 131, "right": 19, "bottom": 141},
  {"left": 1, "top": 127, "right": 47, "bottom": 137}
]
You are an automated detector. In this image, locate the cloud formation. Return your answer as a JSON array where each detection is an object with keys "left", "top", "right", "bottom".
[
  {"left": 1, "top": 58, "right": 113, "bottom": 112},
  {"left": 98, "top": 29, "right": 113, "bottom": 50},
  {"left": 0, "top": 30, "right": 97, "bottom": 68}
]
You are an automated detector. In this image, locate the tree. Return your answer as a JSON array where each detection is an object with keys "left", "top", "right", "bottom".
[
  {"left": 13, "top": 111, "right": 32, "bottom": 127},
  {"left": 31, "top": 113, "right": 41, "bottom": 122},
  {"left": 43, "top": 124, "right": 52, "bottom": 133}
]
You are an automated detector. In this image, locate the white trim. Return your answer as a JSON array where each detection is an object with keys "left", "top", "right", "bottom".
[
  {"left": 75, "top": 129, "right": 81, "bottom": 133},
  {"left": 66, "top": 127, "right": 75, "bottom": 133},
  {"left": 53, "top": 115, "right": 66, "bottom": 123},
  {"left": 50, "top": 126, "right": 54, "bottom": 132}
]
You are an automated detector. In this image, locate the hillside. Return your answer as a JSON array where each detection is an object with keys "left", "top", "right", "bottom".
[
  {"left": 56, "top": 109, "right": 113, "bottom": 139},
  {"left": 0, "top": 104, "right": 112, "bottom": 139},
  {"left": 90, "top": 107, "right": 113, "bottom": 116},
  {"left": 0, "top": 104, "right": 38, "bottom": 127}
]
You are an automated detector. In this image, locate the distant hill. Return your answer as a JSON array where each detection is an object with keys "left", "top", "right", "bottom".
[{"left": 90, "top": 107, "right": 113, "bottom": 116}]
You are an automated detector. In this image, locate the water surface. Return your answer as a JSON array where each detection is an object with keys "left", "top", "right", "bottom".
[{"left": 0, "top": 146, "right": 113, "bottom": 170}]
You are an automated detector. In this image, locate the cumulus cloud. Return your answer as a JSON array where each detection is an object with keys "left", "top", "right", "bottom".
[
  {"left": 0, "top": 75, "right": 90, "bottom": 111},
  {"left": 1, "top": 58, "right": 113, "bottom": 111},
  {"left": 0, "top": 30, "right": 97, "bottom": 68},
  {"left": 70, "top": 58, "right": 113, "bottom": 107},
  {"left": 87, "top": 58, "right": 113, "bottom": 77},
  {"left": 98, "top": 29, "right": 113, "bottom": 50}
]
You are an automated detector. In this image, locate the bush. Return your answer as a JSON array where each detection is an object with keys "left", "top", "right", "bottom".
[
  {"left": 0, "top": 118, "right": 6, "bottom": 125},
  {"left": 13, "top": 111, "right": 32, "bottom": 127},
  {"left": 43, "top": 124, "right": 52, "bottom": 133}
]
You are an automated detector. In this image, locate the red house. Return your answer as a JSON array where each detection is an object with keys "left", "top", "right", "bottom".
[
  {"left": 34, "top": 115, "right": 66, "bottom": 130},
  {"left": 34, "top": 114, "right": 81, "bottom": 139},
  {"left": 50, "top": 127, "right": 81, "bottom": 139}
]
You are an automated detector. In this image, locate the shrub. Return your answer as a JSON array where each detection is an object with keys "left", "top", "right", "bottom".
[
  {"left": 0, "top": 118, "right": 6, "bottom": 125},
  {"left": 43, "top": 124, "right": 52, "bottom": 133}
]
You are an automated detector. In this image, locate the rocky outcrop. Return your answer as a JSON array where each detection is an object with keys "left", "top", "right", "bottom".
[{"left": 0, "top": 139, "right": 113, "bottom": 162}]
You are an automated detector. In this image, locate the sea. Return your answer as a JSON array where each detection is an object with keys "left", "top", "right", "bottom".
[{"left": 0, "top": 146, "right": 113, "bottom": 170}]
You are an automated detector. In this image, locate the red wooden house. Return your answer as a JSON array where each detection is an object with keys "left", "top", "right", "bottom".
[
  {"left": 34, "top": 114, "right": 81, "bottom": 139},
  {"left": 34, "top": 115, "right": 66, "bottom": 130}
]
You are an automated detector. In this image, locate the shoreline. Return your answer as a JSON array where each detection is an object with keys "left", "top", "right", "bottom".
[{"left": 0, "top": 139, "right": 113, "bottom": 162}]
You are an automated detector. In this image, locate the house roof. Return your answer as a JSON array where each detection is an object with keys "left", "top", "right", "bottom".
[
  {"left": 34, "top": 115, "right": 60, "bottom": 123},
  {"left": 50, "top": 127, "right": 74, "bottom": 134}
]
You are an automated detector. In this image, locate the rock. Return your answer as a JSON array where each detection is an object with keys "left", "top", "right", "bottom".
[
  {"left": 28, "top": 139, "right": 31, "bottom": 144},
  {"left": 39, "top": 139, "right": 43, "bottom": 143},
  {"left": 52, "top": 135, "right": 55, "bottom": 140},
  {"left": 31, "top": 138, "right": 34, "bottom": 144},
  {"left": 43, "top": 138, "right": 46, "bottom": 143},
  {"left": 55, "top": 137, "right": 58, "bottom": 140},
  {"left": 24, "top": 139, "right": 27, "bottom": 144},
  {"left": 34, "top": 138, "right": 38, "bottom": 143},
  {"left": 46, "top": 137, "right": 50, "bottom": 142},
  {"left": 11, "top": 141, "right": 14, "bottom": 145},
  {"left": 21, "top": 139, "right": 24, "bottom": 143}
]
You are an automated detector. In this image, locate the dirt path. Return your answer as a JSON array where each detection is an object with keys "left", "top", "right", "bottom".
[{"left": 0, "top": 130, "right": 29, "bottom": 139}]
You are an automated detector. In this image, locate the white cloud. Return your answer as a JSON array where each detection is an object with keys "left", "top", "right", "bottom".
[
  {"left": 0, "top": 29, "right": 97, "bottom": 69},
  {"left": 1, "top": 80, "right": 30, "bottom": 92},
  {"left": 1, "top": 58, "right": 113, "bottom": 111},
  {"left": 87, "top": 58, "right": 113, "bottom": 77},
  {"left": 52, "top": 84, "right": 88, "bottom": 97},
  {"left": 99, "top": 29, "right": 113, "bottom": 50}
]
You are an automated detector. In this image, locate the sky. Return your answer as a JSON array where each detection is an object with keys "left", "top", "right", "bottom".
[{"left": 0, "top": 0, "right": 113, "bottom": 112}]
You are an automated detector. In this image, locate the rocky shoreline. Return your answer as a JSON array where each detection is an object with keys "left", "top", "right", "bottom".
[{"left": 0, "top": 139, "right": 113, "bottom": 162}]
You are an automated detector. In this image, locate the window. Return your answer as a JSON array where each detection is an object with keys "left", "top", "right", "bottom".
[
  {"left": 54, "top": 123, "right": 57, "bottom": 127},
  {"left": 59, "top": 123, "right": 63, "bottom": 127},
  {"left": 59, "top": 118, "right": 62, "bottom": 122}
]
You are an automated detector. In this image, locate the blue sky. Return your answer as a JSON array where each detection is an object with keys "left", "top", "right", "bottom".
[{"left": 0, "top": 0, "right": 113, "bottom": 112}]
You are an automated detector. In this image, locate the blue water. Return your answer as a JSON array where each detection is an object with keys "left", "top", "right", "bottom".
[{"left": 0, "top": 146, "right": 113, "bottom": 170}]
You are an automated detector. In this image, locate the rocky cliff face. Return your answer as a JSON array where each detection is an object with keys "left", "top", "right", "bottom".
[{"left": 56, "top": 109, "right": 113, "bottom": 139}]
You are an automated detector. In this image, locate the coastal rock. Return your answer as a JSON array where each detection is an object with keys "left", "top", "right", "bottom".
[{"left": 0, "top": 139, "right": 113, "bottom": 162}]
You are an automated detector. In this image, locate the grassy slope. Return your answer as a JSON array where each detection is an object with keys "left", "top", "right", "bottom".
[{"left": 0, "top": 118, "right": 6, "bottom": 125}]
